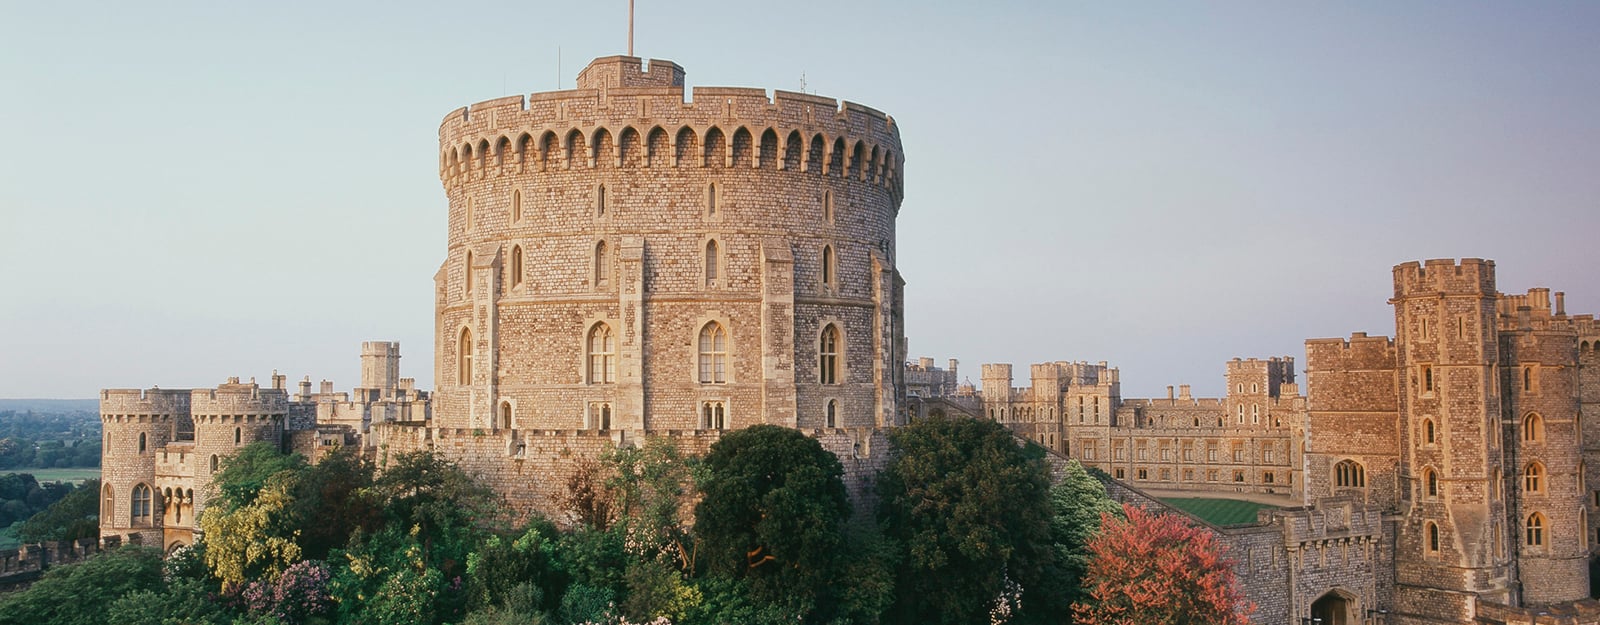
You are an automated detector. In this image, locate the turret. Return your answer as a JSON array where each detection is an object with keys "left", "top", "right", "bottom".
[{"left": 99, "top": 388, "right": 190, "bottom": 545}]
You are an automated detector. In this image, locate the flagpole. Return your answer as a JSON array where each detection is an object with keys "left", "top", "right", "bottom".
[{"left": 628, "top": 0, "right": 635, "bottom": 56}]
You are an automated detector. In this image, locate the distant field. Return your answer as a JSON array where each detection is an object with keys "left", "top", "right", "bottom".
[
  {"left": 1160, "top": 497, "right": 1276, "bottom": 526},
  {"left": 2, "top": 468, "right": 101, "bottom": 484}
]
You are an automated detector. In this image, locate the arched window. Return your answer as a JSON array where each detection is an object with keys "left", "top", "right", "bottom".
[
  {"left": 510, "top": 245, "right": 524, "bottom": 288},
  {"left": 1425, "top": 468, "right": 1440, "bottom": 498},
  {"left": 819, "top": 324, "right": 840, "bottom": 384},
  {"left": 1335, "top": 460, "right": 1366, "bottom": 488},
  {"left": 1422, "top": 365, "right": 1434, "bottom": 392},
  {"left": 1427, "top": 522, "right": 1440, "bottom": 552},
  {"left": 1524, "top": 413, "right": 1544, "bottom": 442},
  {"left": 1236, "top": 405, "right": 1244, "bottom": 424},
  {"left": 1523, "top": 366, "right": 1536, "bottom": 393},
  {"left": 1527, "top": 513, "right": 1545, "bottom": 546},
  {"left": 698, "top": 322, "right": 728, "bottom": 384},
  {"left": 1490, "top": 468, "right": 1501, "bottom": 500},
  {"left": 1424, "top": 419, "right": 1436, "bottom": 444},
  {"left": 588, "top": 323, "right": 616, "bottom": 384},
  {"left": 512, "top": 189, "right": 523, "bottom": 222},
  {"left": 1251, "top": 404, "right": 1259, "bottom": 424},
  {"left": 1525, "top": 462, "right": 1544, "bottom": 493},
  {"left": 131, "top": 484, "right": 152, "bottom": 525},
  {"left": 822, "top": 190, "right": 833, "bottom": 222},
  {"left": 234, "top": 427, "right": 241, "bottom": 445},
  {"left": 706, "top": 183, "right": 718, "bottom": 216},
  {"left": 101, "top": 484, "right": 113, "bottom": 520},
  {"left": 458, "top": 327, "right": 474, "bottom": 386},
  {"left": 821, "top": 245, "right": 836, "bottom": 288},
  {"left": 465, "top": 197, "right": 474, "bottom": 230},
  {"left": 499, "top": 402, "right": 512, "bottom": 430},
  {"left": 705, "top": 240, "right": 719, "bottom": 286},
  {"left": 702, "top": 401, "right": 726, "bottom": 429},
  {"left": 596, "top": 184, "right": 607, "bottom": 216},
  {"left": 138, "top": 432, "right": 147, "bottom": 453},
  {"left": 826, "top": 400, "right": 837, "bottom": 428},
  {"left": 594, "top": 241, "right": 611, "bottom": 288},
  {"left": 1331, "top": 460, "right": 1369, "bottom": 489},
  {"left": 465, "top": 251, "right": 475, "bottom": 293},
  {"left": 209, "top": 454, "right": 219, "bottom": 473}
]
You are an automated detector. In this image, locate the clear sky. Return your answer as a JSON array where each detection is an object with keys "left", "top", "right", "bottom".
[{"left": 3, "top": 1, "right": 1598, "bottom": 399}]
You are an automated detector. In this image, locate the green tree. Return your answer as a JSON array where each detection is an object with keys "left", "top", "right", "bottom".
[
  {"left": 1024, "top": 460, "right": 1124, "bottom": 623},
  {"left": 0, "top": 545, "right": 163, "bottom": 625},
  {"left": 694, "top": 424, "right": 850, "bottom": 620},
  {"left": 876, "top": 415, "right": 1055, "bottom": 625},
  {"left": 16, "top": 478, "right": 99, "bottom": 543},
  {"left": 293, "top": 448, "right": 379, "bottom": 560},
  {"left": 210, "top": 442, "right": 306, "bottom": 511}
]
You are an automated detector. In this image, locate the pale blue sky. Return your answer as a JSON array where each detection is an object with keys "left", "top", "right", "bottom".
[{"left": 3, "top": 2, "right": 1597, "bottom": 399}]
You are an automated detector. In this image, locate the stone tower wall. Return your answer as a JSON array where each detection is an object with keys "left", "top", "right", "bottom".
[
  {"left": 434, "top": 56, "right": 904, "bottom": 437},
  {"left": 189, "top": 382, "right": 288, "bottom": 521},
  {"left": 1498, "top": 291, "right": 1590, "bottom": 605},
  {"left": 1305, "top": 333, "right": 1401, "bottom": 509},
  {"left": 1390, "top": 259, "right": 1516, "bottom": 613},
  {"left": 99, "top": 389, "right": 189, "bottom": 546}
]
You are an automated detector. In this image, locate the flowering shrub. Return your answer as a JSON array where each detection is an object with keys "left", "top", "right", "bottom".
[{"left": 241, "top": 560, "right": 333, "bottom": 624}]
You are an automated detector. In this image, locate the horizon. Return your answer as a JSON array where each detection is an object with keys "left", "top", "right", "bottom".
[{"left": 4, "top": 2, "right": 1597, "bottom": 399}]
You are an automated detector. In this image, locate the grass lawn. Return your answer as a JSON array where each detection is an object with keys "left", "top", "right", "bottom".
[
  {"left": 2, "top": 467, "right": 101, "bottom": 484},
  {"left": 1160, "top": 497, "right": 1276, "bottom": 526}
]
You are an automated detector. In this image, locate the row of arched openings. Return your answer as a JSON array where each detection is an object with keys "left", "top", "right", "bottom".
[{"left": 444, "top": 127, "right": 901, "bottom": 191}]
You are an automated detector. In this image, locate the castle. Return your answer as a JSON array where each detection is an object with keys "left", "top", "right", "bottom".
[{"left": 96, "top": 56, "right": 1600, "bottom": 625}]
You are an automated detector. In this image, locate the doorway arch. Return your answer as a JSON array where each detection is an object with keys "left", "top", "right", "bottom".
[{"left": 1310, "top": 589, "right": 1359, "bottom": 625}]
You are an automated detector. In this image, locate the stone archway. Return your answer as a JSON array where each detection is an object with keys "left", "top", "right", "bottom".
[{"left": 1311, "top": 589, "right": 1359, "bottom": 625}]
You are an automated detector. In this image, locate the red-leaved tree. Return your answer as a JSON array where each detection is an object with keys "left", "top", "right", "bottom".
[{"left": 1071, "top": 503, "right": 1253, "bottom": 625}]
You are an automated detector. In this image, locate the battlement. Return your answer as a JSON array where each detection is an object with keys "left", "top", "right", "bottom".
[
  {"left": 1392, "top": 258, "right": 1496, "bottom": 298},
  {"left": 438, "top": 58, "right": 902, "bottom": 197},
  {"left": 100, "top": 388, "right": 190, "bottom": 417},
  {"left": 575, "top": 56, "right": 685, "bottom": 90},
  {"left": 191, "top": 380, "right": 289, "bottom": 415}
]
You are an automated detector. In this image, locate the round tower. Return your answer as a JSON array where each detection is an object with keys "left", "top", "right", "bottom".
[
  {"left": 190, "top": 378, "right": 288, "bottom": 522},
  {"left": 99, "top": 388, "right": 189, "bottom": 546},
  {"left": 434, "top": 56, "right": 905, "bottom": 434}
]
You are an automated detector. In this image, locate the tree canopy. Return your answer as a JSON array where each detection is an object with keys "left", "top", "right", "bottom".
[
  {"left": 876, "top": 415, "right": 1056, "bottom": 625},
  {"left": 693, "top": 424, "right": 851, "bottom": 620}
]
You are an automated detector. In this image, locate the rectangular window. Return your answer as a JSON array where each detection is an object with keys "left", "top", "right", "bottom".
[
  {"left": 1183, "top": 447, "right": 1194, "bottom": 462},
  {"left": 1234, "top": 470, "right": 1246, "bottom": 483},
  {"left": 1264, "top": 449, "right": 1275, "bottom": 463},
  {"left": 1115, "top": 468, "right": 1125, "bottom": 479},
  {"left": 1264, "top": 472, "right": 1275, "bottom": 483},
  {"left": 1159, "top": 468, "right": 1171, "bottom": 480},
  {"left": 1422, "top": 364, "right": 1434, "bottom": 393},
  {"left": 1137, "top": 446, "right": 1148, "bottom": 461},
  {"left": 1234, "top": 449, "right": 1245, "bottom": 463},
  {"left": 1137, "top": 468, "right": 1148, "bottom": 480},
  {"left": 1207, "top": 470, "right": 1219, "bottom": 482},
  {"left": 1114, "top": 447, "right": 1125, "bottom": 460},
  {"left": 1160, "top": 447, "right": 1171, "bottom": 461},
  {"left": 1208, "top": 448, "right": 1218, "bottom": 462},
  {"left": 1183, "top": 469, "right": 1194, "bottom": 481}
]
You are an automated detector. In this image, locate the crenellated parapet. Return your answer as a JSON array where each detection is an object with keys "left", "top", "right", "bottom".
[
  {"left": 1392, "top": 258, "right": 1496, "bottom": 298},
  {"left": 437, "top": 56, "right": 904, "bottom": 203}
]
